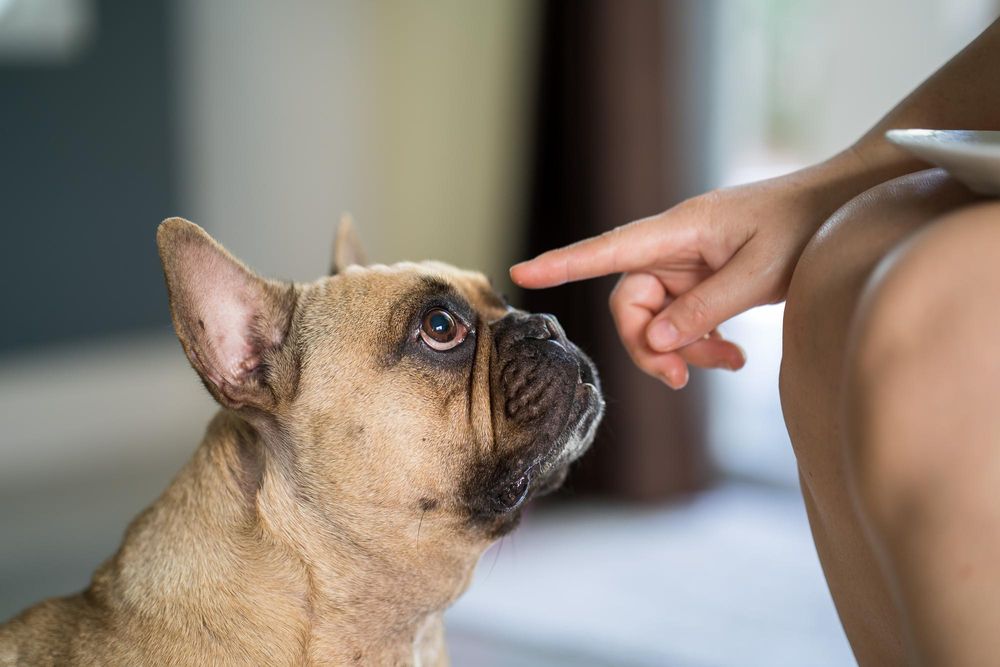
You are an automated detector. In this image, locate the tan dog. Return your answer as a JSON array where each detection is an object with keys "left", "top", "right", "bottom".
[{"left": 0, "top": 218, "right": 603, "bottom": 665}]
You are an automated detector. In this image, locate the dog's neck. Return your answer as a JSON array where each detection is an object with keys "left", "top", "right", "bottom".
[{"left": 92, "top": 412, "right": 478, "bottom": 665}]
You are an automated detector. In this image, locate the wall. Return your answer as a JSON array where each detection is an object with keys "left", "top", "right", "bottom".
[{"left": 177, "top": 0, "right": 537, "bottom": 288}]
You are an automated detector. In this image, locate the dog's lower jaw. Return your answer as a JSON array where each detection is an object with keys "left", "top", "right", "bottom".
[{"left": 0, "top": 412, "right": 473, "bottom": 666}]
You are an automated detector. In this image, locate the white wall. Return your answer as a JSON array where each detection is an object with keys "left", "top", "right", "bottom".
[
  {"left": 708, "top": 0, "right": 999, "bottom": 182},
  {"left": 368, "top": 0, "right": 537, "bottom": 285},
  {"left": 175, "top": 0, "right": 377, "bottom": 282},
  {"left": 176, "top": 0, "right": 537, "bottom": 287}
]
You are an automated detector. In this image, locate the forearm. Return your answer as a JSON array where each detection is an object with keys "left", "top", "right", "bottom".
[
  {"left": 790, "top": 18, "right": 1000, "bottom": 222},
  {"left": 853, "top": 17, "right": 1000, "bottom": 177}
]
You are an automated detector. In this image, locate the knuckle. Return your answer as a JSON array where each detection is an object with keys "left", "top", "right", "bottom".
[
  {"left": 558, "top": 256, "right": 573, "bottom": 283},
  {"left": 678, "top": 291, "right": 711, "bottom": 332},
  {"left": 685, "top": 190, "right": 720, "bottom": 218},
  {"left": 605, "top": 226, "right": 625, "bottom": 272}
]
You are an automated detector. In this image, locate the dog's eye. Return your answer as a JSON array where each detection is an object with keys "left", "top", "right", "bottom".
[{"left": 420, "top": 308, "right": 468, "bottom": 351}]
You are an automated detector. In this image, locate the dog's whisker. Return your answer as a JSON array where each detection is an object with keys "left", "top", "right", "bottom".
[{"left": 487, "top": 536, "right": 505, "bottom": 578}]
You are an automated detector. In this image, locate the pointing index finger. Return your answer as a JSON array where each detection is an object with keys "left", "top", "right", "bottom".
[{"left": 509, "top": 216, "right": 666, "bottom": 289}]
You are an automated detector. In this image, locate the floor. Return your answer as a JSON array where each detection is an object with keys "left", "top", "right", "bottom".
[
  {"left": 0, "top": 461, "right": 853, "bottom": 666},
  {"left": 446, "top": 483, "right": 854, "bottom": 667}
]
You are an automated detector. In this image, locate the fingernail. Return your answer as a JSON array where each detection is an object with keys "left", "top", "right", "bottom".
[
  {"left": 725, "top": 344, "right": 746, "bottom": 371},
  {"left": 648, "top": 320, "right": 681, "bottom": 351},
  {"left": 663, "top": 374, "right": 688, "bottom": 390}
]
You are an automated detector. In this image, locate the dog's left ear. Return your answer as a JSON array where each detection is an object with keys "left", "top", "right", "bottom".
[
  {"left": 157, "top": 218, "right": 297, "bottom": 411},
  {"left": 330, "top": 213, "right": 367, "bottom": 275}
]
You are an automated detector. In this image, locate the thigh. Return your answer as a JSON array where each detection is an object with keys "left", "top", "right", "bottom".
[
  {"left": 844, "top": 198, "right": 1000, "bottom": 664},
  {"left": 780, "top": 168, "right": 980, "bottom": 665}
]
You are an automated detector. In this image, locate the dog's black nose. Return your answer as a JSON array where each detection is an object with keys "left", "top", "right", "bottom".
[
  {"left": 491, "top": 310, "right": 571, "bottom": 351},
  {"left": 523, "top": 313, "right": 562, "bottom": 341}
]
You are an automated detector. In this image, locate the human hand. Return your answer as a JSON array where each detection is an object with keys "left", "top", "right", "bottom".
[{"left": 511, "top": 156, "right": 863, "bottom": 389}]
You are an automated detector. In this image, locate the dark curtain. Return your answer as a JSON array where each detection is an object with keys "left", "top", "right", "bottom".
[{"left": 522, "top": 0, "right": 716, "bottom": 501}]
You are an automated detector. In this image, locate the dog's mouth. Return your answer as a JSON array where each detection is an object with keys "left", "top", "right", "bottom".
[
  {"left": 543, "top": 348, "right": 602, "bottom": 466},
  {"left": 484, "top": 347, "right": 604, "bottom": 516}
]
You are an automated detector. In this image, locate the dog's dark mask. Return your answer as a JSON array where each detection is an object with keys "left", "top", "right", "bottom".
[{"left": 463, "top": 310, "right": 603, "bottom": 536}]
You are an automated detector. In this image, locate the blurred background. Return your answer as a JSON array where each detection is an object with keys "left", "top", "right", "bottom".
[{"left": 1, "top": 1, "right": 997, "bottom": 665}]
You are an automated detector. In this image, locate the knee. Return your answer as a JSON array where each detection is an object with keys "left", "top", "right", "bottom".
[
  {"left": 780, "top": 193, "right": 867, "bottom": 399},
  {"left": 781, "top": 169, "right": 969, "bottom": 412},
  {"left": 780, "top": 178, "right": 920, "bottom": 406},
  {"left": 845, "top": 202, "right": 1000, "bottom": 529}
]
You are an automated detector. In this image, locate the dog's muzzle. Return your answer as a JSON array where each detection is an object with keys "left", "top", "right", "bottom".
[{"left": 467, "top": 311, "right": 603, "bottom": 523}]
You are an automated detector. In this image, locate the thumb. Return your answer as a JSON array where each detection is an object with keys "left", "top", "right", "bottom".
[{"left": 645, "top": 253, "right": 764, "bottom": 352}]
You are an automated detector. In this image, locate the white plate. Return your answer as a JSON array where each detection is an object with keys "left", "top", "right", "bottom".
[{"left": 886, "top": 129, "right": 1000, "bottom": 196}]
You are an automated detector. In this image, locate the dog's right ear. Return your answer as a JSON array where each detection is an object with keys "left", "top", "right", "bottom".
[
  {"left": 330, "top": 213, "right": 367, "bottom": 275},
  {"left": 157, "top": 218, "right": 296, "bottom": 412}
]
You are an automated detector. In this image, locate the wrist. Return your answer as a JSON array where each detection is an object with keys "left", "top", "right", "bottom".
[
  {"left": 841, "top": 134, "right": 928, "bottom": 185},
  {"left": 790, "top": 141, "right": 924, "bottom": 223}
]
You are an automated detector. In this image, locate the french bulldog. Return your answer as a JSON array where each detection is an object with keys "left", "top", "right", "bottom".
[{"left": 0, "top": 217, "right": 603, "bottom": 665}]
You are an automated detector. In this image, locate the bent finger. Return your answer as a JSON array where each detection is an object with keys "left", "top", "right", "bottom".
[
  {"left": 646, "top": 250, "right": 767, "bottom": 352},
  {"left": 676, "top": 335, "right": 746, "bottom": 371},
  {"left": 609, "top": 272, "right": 690, "bottom": 387}
]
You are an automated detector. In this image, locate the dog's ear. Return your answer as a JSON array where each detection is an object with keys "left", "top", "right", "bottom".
[
  {"left": 157, "top": 218, "right": 297, "bottom": 411},
  {"left": 330, "top": 213, "right": 367, "bottom": 275}
]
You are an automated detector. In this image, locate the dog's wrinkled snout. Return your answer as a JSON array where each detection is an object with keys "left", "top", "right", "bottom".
[
  {"left": 492, "top": 311, "right": 579, "bottom": 424},
  {"left": 466, "top": 309, "right": 603, "bottom": 530}
]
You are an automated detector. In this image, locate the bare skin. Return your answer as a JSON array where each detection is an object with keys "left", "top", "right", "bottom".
[
  {"left": 785, "top": 169, "right": 982, "bottom": 664},
  {"left": 512, "top": 18, "right": 1000, "bottom": 666}
]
